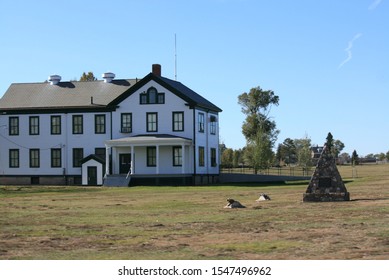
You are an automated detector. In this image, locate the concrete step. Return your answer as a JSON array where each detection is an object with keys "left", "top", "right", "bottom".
[{"left": 103, "top": 175, "right": 131, "bottom": 187}]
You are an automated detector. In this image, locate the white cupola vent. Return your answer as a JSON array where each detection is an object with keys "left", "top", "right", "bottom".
[
  {"left": 48, "top": 75, "right": 61, "bottom": 85},
  {"left": 102, "top": 72, "right": 115, "bottom": 83}
]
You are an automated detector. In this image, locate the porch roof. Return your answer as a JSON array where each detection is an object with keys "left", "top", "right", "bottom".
[{"left": 105, "top": 134, "right": 192, "bottom": 147}]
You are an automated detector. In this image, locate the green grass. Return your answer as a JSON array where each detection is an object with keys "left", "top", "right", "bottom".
[{"left": 1, "top": 164, "right": 388, "bottom": 260}]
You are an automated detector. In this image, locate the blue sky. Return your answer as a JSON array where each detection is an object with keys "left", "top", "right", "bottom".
[{"left": 1, "top": 0, "right": 387, "bottom": 156}]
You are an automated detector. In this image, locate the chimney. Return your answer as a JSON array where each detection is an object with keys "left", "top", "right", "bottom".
[
  {"left": 48, "top": 75, "right": 61, "bottom": 85},
  {"left": 102, "top": 72, "right": 115, "bottom": 83},
  {"left": 152, "top": 64, "right": 161, "bottom": 77}
]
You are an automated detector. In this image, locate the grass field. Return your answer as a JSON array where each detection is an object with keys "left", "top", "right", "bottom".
[{"left": 1, "top": 164, "right": 388, "bottom": 260}]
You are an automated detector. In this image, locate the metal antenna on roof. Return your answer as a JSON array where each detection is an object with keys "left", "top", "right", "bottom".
[{"left": 175, "top": 33, "right": 177, "bottom": 81}]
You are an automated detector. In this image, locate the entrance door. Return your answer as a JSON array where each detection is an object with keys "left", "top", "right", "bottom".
[
  {"left": 119, "top": 154, "right": 131, "bottom": 174},
  {"left": 87, "top": 166, "right": 97, "bottom": 185}
]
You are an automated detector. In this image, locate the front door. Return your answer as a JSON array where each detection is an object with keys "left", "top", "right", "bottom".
[
  {"left": 119, "top": 154, "right": 131, "bottom": 174},
  {"left": 87, "top": 166, "right": 97, "bottom": 185}
]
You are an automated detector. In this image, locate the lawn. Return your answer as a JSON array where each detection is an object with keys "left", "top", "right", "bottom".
[{"left": 0, "top": 164, "right": 388, "bottom": 260}]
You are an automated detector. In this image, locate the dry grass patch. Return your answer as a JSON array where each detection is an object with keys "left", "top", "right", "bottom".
[{"left": 1, "top": 165, "right": 388, "bottom": 259}]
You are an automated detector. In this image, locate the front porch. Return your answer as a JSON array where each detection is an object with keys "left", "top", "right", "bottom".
[{"left": 104, "top": 135, "right": 193, "bottom": 185}]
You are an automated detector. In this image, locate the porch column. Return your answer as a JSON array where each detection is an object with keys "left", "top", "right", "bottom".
[
  {"left": 181, "top": 144, "right": 185, "bottom": 174},
  {"left": 156, "top": 145, "right": 160, "bottom": 174},
  {"left": 105, "top": 145, "right": 110, "bottom": 176},
  {"left": 131, "top": 145, "right": 134, "bottom": 174}
]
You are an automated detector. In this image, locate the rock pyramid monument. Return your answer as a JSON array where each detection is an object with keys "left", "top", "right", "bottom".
[{"left": 303, "top": 133, "right": 350, "bottom": 202}]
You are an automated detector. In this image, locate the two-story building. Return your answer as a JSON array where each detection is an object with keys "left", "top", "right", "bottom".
[{"left": 0, "top": 64, "right": 222, "bottom": 186}]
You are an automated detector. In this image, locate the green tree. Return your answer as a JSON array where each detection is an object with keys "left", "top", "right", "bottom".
[
  {"left": 277, "top": 138, "right": 297, "bottom": 165},
  {"left": 221, "top": 148, "right": 234, "bottom": 169},
  {"left": 79, "top": 72, "right": 97, "bottom": 81},
  {"left": 238, "top": 86, "right": 279, "bottom": 172},
  {"left": 238, "top": 86, "right": 279, "bottom": 142},
  {"left": 351, "top": 150, "right": 359, "bottom": 166},
  {"left": 294, "top": 136, "right": 313, "bottom": 169}
]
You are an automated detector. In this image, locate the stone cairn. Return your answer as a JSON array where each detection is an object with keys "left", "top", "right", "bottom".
[{"left": 303, "top": 135, "right": 350, "bottom": 202}]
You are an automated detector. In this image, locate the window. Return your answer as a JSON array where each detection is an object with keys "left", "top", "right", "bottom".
[
  {"left": 198, "top": 113, "right": 205, "bottom": 133},
  {"left": 121, "top": 113, "right": 132, "bottom": 133},
  {"left": 172, "top": 112, "right": 184, "bottom": 131},
  {"left": 29, "top": 116, "right": 39, "bottom": 135},
  {"left": 51, "top": 148, "right": 62, "bottom": 168},
  {"left": 210, "top": 115, "right": 217, "bottom": 135},
  {"left": 140, "top": 87, "right": 165, "bottom": 104},
  {"left": 173, "top": 146, "right": 182, "bottom": 166},
  {"left": 9, "top": 149, "right": 19, "bottom": 168},
  {"left": 73, "top": 148, "right": 83, "bottom": 167},
  {"left": 51, "top": 116, "right": 61, "bottom": 135},
  {"left": 198, "top": 146, "right": 205, "bottom": 167},
  {"left": 95, "top": 148, "right": 106, "bottom": 161},
  {"left": 9, "top": 117, "right": 19, "bottom": 136},
  {"left": 72, "top": 115, "right": 83, "bottom": 134},
  {"left": 210, "top": 148, "right": 217, "bottom": 167},
  {"left": 147, "top": 147, "right": 156, "bottom": 166},
  {"left": 29, "top": 149, "right": 40, "bottom": 168},
  {"left": 146, "top": 113, "right": 158, "bottom": 132},
  {"left": 95, "top": 114, "right": 106, "bottom": 134}
]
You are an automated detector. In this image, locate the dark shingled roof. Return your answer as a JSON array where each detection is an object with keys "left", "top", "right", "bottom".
[{"left": 0, "top": 73, "right": 222, "bottom": 113}]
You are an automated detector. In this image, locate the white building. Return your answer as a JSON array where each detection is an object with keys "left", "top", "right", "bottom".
[{"left": 0, "top": 64, "right": 222, "bottom": 186}]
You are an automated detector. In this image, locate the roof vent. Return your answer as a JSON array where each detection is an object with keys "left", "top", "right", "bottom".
[
  {"left": 48, "top": 75, "right": 61, "bottom": 85},
  {"left": 102, "top": 72, "right": 115, "bottom": 83}
]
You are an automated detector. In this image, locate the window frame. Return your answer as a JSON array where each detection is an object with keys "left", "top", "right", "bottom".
[
  {"left": 9, "top": 117, "right": 19, "bottom": 136},
  {"left": 146, "top": 112, "right": 158, "bottom": 132},
  {"left": 51, "top": 115, "right": 61, "bottom": 135},
  {"left": 72, "top": 148, "right": 84, "bottom": 168},
  {"left": 210, "top": 148, "right": 217, "bottom": 167},
  {"left": 29, "top": 116, "right": 39, "bottom": 135},
  {"left": 9, "top": 149, "right": 19, "bottom": 168},
  {"left": 172, "top": 111, "right": 184, "bottom": 132},
  {"left": 29, "top": 149, "right": 40, "bottom": 168},
  {"left": 210, "top": 115, "right": 217, "bottom": 135},
  {"left": 198, "top": 112, "right": 205, "bottom": 133},
  {"left": 198, "top": 146, "right": 205, "bottom": 167},
  {"left": 140, "top": 87, "right": 165, "bottom": 104},
  {"left": 51, "top": 148, "right": 62, "bottom": 168},
  {"left": 94, "top": 114, "right": 106, "bottom": 134},
  {"left": 72, "top": 115, "right": 83, "bottom": 134},
  {"left": 173, "top": 146, "right": 182, "bottom": 166},
  {"left": 121, "top": 113, "right": 132, "bottom": 133},
  {"left": 147, "top": 147, "right": 157, "bottom": 167}
]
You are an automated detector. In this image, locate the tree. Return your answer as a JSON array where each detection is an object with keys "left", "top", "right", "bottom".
[
  {"left": 221, "top": 148, "right": 234, "bottom": 169},
  {"left": 351, "top": 150, "right": 359, "bottom": 166},
  {"left": 294, "top": 136, "right": 313, "bottom": 169},
  {"left": 238, "top": 86, "right": 279, "bottom": 172},
  {"left": 277, "top": 138, "right": 297, "bottom": 165},
  {"left": 79, "top": 72, "right": 97, "bottom": 81},
  {"left": 238, "top": 86, "right": 279, "bottom": 142}
]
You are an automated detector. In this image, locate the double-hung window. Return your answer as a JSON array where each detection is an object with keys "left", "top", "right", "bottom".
[
  {"left": 147, "top": 113, "right": 158, "bottom": 132},
  {"left": 72, "top": 115, "right": 83, "bottom": 134},
  {"left": 198, "top": 146, "right": 205, "bottom": 167},
  {"left": 95, "top": 114, "right": 106, "bottom": 134},
  {"left": 173, "top": 146, "right": 182, "bottom": 166},
  {"left": 198, "top": 113, "right": 205, "bottom": 133},
  {"left": 51, "top": 148, "right": 62, "bottom": 168},
  {"left": 51, "top": 116, "right": 61, "bottom": 135},
  {"left": 29, "top": 116, "right": 39, "bottom": 135},
  {"left": 9, "top": 117, "right": 19, "bottom": 136},
  {"left": 173, "top": 112, "right": 184, "bottom": 131},
  {"left": 210, "top": 148, "right": 217, "bottom": 167},
  {"left": 121, "top": 113, "right": 132, "bottom": 133},
  {"left": 9, "top": 149, "right": 19, "bottom": 168},
  {"left": 29, "top": 149, "right": 40, "bottom": 168},
  {"left": 73, "top": 148, "right": 83, "bottom": 167},
  {"left": 147, "top": 147, "right": 156, "bottom": 166}
]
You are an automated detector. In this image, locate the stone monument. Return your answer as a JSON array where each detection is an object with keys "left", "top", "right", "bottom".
[{"left": 303, "top": 133, "right": 350, "bottom": 202}]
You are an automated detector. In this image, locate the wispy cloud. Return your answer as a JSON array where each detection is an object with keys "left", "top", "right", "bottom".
[
  {"left": 368, "top": 0, "right": 382, "bottom": 10},
  {"left": 338, "top": 33, "right": 363, "bottom": 69}
]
